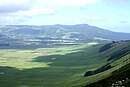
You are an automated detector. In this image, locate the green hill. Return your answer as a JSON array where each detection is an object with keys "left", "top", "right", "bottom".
[
  {"left": 0, "top": 40, "right": 130, "bottom": 87},
  {"left": 84, "top": 40, "right": 130, "bottom": 87}
]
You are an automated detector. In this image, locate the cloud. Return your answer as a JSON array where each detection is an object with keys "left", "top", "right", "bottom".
[
  {"left": 41, "top": 0, "right": 99, "bottom": 7},
  {"left": 0, "top": 0, "right": 99, "bottom": 25},
  {"left": 91, "top": 17, "right": 102, "bottom": 21},
  {"left": 0, "top": 0, "right": 33, "bottom": 13},
  {"left": 120, "top": 21, "right": 127, "bottom": 24},
  {"left": 82, "top": 16, "right": 105, "bottom": 23},
  {"left": 0, "top": 0, "right": 99, "bottom": 15},
  {"left": 102, "top": 0, "right": 126, "bottom": 6},
  {"left": 0, "top": 15, "right": 29, "bottom": 25},
  {"left": 14, "top": 6, "right": 56, "bottom": 16},
  {"left": 16, "top": 0, "right": 99, "bottom": 16}
]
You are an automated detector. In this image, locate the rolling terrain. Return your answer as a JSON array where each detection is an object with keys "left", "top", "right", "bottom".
[
  {"left": 0, "top": 24, "right": 130, "bottom": 48},
  {"left": 0, "top": 40, "right": 130, "bottom": 87},
  {"left": 0, "top": 24, "right": 130, "bottom": 87}
]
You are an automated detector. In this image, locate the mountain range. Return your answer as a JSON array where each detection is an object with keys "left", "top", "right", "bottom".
[{"left": 0, "top": 24, "right": 130, "bottom": 47}]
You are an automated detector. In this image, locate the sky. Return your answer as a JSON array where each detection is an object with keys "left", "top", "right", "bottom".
[{"left": 0, "top": 0, "right": 130, "bottom": 33}]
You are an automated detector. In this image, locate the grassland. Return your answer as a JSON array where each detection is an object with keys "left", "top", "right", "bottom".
[
  {"left": 0, "top": 42, "right": 106, "bottom": 87},
  {"left": 0, "top": 41, "right": 130, "bottom": 87}
]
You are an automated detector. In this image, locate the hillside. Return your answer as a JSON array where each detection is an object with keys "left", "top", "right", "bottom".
[
  {"left": 0, "top": 40, "right": 130, "bottom": 87},
  {"left": 83, "top": 40, "right": 130, "bottom": 87},
  {"left": 0, "top": 24, "right": 130, "bottom": 48},
  {"left": 85, "top": 63, "right": 130, "bottom": 87}
]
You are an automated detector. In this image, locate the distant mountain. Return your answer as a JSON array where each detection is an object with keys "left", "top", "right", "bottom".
[
  {"left": 0, "top": 24, "right": 130, "bottom": 46},
  {"left": 53, "top": 24, "right": 130, "bottom": 41}
]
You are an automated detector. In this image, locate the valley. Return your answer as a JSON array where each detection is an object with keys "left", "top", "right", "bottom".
[
  {"left": 0, "top": 40, "right": 130, "bottom": 87},
  {"left": 0, "top": 25, "right": 130, "bottom": 87},
  {"left": 0, "top": 0, "right": 130, "bottom": 86}
]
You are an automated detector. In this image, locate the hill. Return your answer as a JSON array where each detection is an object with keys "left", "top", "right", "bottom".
[
  {"left": 0, "top": 24, "right": 130, "bottom": 48},
  {"left": 83, "top": 40, "right": 130, "bottom": 87},
  {"left": 0, "top": 40, "right": 130, "bottom": 87}
]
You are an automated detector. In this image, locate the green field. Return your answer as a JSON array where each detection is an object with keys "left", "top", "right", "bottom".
[{"left": 0, "top": 41, "right": 130, "bottom": 87}]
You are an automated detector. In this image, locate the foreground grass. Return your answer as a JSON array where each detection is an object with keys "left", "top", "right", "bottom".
[
  {"left": 0, "top": 41, "right": 129, "bottom": 87},
  {"left": 0, "top": 42, "right": 107, "bottom": 87}
]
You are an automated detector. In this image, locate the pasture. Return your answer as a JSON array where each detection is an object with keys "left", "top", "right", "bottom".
[
  {"left": 0, "top": 43, "right": 107, "bottom": 87},
  {"left": 0, "top": 42, "right": 129, "bottom": 87}
]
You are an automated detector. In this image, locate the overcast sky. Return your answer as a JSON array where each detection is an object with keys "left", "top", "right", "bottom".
[{"left": 0, "top": 0, "right": 130, "bottom": 33}]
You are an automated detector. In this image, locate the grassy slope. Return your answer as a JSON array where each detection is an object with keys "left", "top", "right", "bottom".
[
  {"left": 85, "top": 56, "right": 130, "bottom": 87},
  {"left": 83, "top": 41, "right": 130, "bottom": 87},
  {"left": 0, "top": 42, "right": 106, "bottom": 87},
  {"left": 0, "top": 41, "right": 130, "bottom": 87}
]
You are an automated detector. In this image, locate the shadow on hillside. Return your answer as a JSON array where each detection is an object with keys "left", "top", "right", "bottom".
[
  {"left": 0, "top": 66, "right": 67, "bottom": 87},
  {"left": 0, "top": 45, "right": 105, "bottom": 87},
  {"left": 32, "top": 46, "right": 100, "bottom": 67}
]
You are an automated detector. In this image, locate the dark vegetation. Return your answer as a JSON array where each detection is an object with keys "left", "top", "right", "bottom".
[
  {"left": 84, "top": 63, "right": 112, "bottom": 77},
  {"left": 99, "top": 41, "right": 119, "bottom": 53},
  {"left": 99, "top": 43, "right": 114, "bottom": 52},
  {"left": 85, "top": 63, "right": 130, "bottom": 87},
  {"left": 107, "top": 49, "right": 130, "bottom": 61},
  {"left": 99, "top": 40, "right": 130, "bottom": 61}
]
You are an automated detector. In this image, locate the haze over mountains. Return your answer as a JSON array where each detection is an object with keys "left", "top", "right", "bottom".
[{"left": 0, "top": 24, "right": 130, "bottom": 47}]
